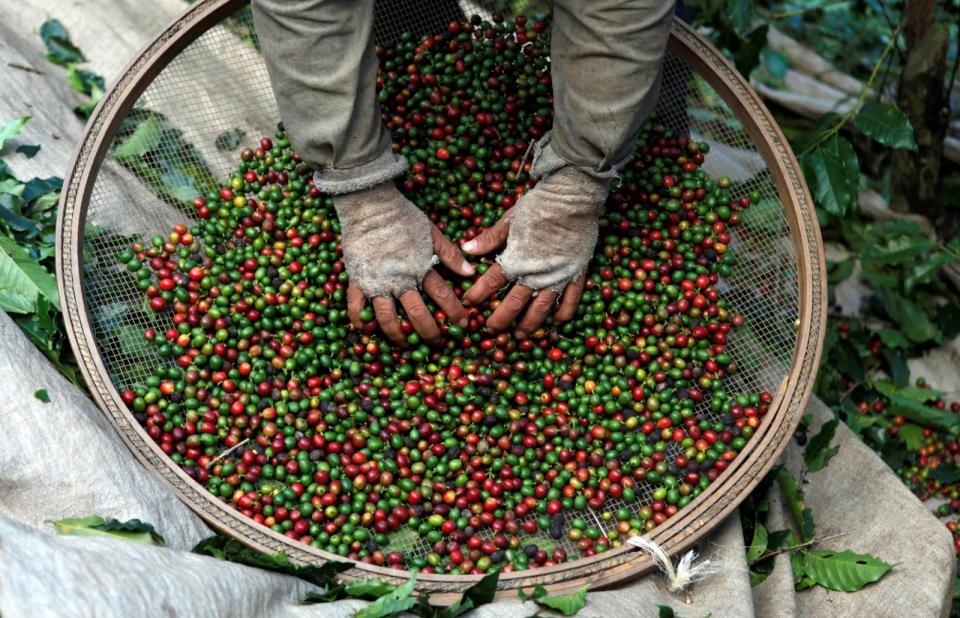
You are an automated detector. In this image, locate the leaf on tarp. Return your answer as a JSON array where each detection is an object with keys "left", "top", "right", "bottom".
[
  {"left": 40, "top": 19, "right": 87, "bottom": 66},
  {"left": 34, "top": 388, "right": 50, "bottom": 402},
  {"left": 520, "top": 585, "right": 589, "bottom": 616},
  {"left": 747, "top": 521, "right": 768, "bottom": 564},
  {"left": 776, "top": 468, "right": 815, "bottom": 542},
  {"left": 442, "top": 570, "right": 500, "bottom": 618},
  {"left": 50, "top": 515, "right": 165, "bottom": 545},
  {"left": 853, "top": 101, "right": 918, "bottom": 151},
  {"left": 658, "top": 605, "right": 678, "bottom": 618},
  {"left": 355, "top": 575, "right": 417, "bottom": 618},
  {"left": 800, "top": 549, "right": 893, "bottom": 592},
  {"left": 192, "top": 535, "right": 352, "bottom": 587},
  {"left": 802, "top": 135, "right": 859, "bottom": 217},
  {"left": 16, "top": 144, "right": 40, "bottom": 158},
  {"left": 74, "top": 84, "right": 104, "bottom": 119},
  {"left": 0, "top": 116, "right": 30, "bottom": 151},
  {"left": 114, "top": 114, "right": 165, "bottom": 160},
  {"left": 0, "top": 235, "right": 59, "bottom": 310},
  {"left": 66, "top": 63, "right": 106, "bottom": 96},
  {"left": 215, "top": 128, "right": 246, "bottom": 151},
  {"left": 804, "top": 419, "right": 839, "bottom": 472},
  {"left": 930, "top": 464, "right": 960, "bottom": 484},
  {"left": 344, "top": 579, "right": 397, "bottom": 600}
]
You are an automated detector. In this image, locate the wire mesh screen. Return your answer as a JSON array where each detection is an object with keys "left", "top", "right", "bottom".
[{"left": 77, "top": 1, "right": 801, "bottom": 571}]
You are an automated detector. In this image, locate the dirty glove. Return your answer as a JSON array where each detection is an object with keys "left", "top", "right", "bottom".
[
  {"left": 336, "top": 181, "right": 472, "bottom": 345},
  {"left": 461, "top": 167, "right": 610, "bottom": 338}
]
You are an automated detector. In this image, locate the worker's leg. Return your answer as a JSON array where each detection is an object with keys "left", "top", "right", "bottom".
[
  {"left": 252, "top": 0, "right": 405, "bottom": 194},
  {"left": 534, "top": 0, "right": 676, "bottom": 179}
]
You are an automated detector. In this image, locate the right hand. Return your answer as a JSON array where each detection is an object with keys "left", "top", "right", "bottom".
[{"left": 334, "top": 181, "right": 473, "bottom": 346}]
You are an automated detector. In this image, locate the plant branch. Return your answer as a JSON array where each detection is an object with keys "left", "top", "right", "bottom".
[
  {"left": 754, "top": 532, "right": 850, "bottom": 562},
  {"left": 797, "top": 24, "right": 904, "bottom": 157}
]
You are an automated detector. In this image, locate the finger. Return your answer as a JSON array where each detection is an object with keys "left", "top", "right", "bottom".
[
  {"left": 372, "top": 296, "right": 405, "bottom": 345},
  {"left": 432, "top": 225, "right": 475, "bottom": 276},
  {"left": 461, "top": 217, "right": 511, "bottom": 256},
  {"left": 487, "top": 284, "right": 533, "bottom": 333},
  {"left": 422, "top": 270, "right": 468, "bottom": 328},
  {"left": 556, "top": 273, "right": 587, "bottom": 322},
  {"left": 514, "top": 290, "right": 559, "bottom": 339},
  {"left": 347, "top": 283, "right": 367, "bottom": 329},
  {"left": 462, "top": 263, "right": 509, "bottom": 306},
  {"left": 399, "top": 290, "right": 442, "bottom": 345}
]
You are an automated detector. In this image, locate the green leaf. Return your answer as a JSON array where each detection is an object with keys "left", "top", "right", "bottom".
[
  {"left": 776, "top": 468, "right": 815, "bottom": 542},
  {"left": 876, "top": 328, "right": 910, "bottom": 349},
  {"left": 734, "top": 25, "right": 769, "bottom": 77},
  {"left": 40, "top": 19, "right": 86, "bottom": 66},
  {"left": 192, "top": 535, "right": 351, "bottom": 587},
  {"left": 0, "top": 236, "right": 60, "bottom": 310},
  {"left": 215, "top": 128, "right": 246, "bottom": 152},
  {"left": 114, "top": 114, "right": 164, "bottom": 160},
  {"left": 747, "top": 521, "right": 768, "bottom": 564},
  {"left": 792, "top": 112, "right": 844, "bottom": 156},
  {"left": 804, "top": 419, "right": 839, "bottom": 472},
  {"left": 116, "top": 325, "right": 151, "bottom": 357},
  {"left": 74, "top": 84, "right": 104, "bottom": 119},
  {"left": 16, "top": 144, "right": 40, "bottom": 158},
  {"left": 0, "top": 116, "right": 31, "bottom": 151},
  {"left": 873, "top": 380, "right": 953, "bottom": 430},
  {"left": 728, "top": 0, "right": 754, "bottom": 37},
  {"left": 355, "top": 575, "right": 417, "bottom": 618},
  {"left": 905, "top": 252, "right": 954, "bottom": 293},
  {"left": 800, "top": 549, "right": 893, "bottom": 592},
  {"left": 881, "top": 348, "right": 910, "bottom": 387},
  {"left": 50, "top": 516, "right": 165, "bottom": 545},
  {"left": 898, "top": 424, "right": 924, "bottom": 451},
  {"left": 517, "top": 585, "right": 548, "bottom": 602},
  {"left": 802, "top": 136, "right": 859, "bottom": 217},
  {"left": 344, "top": 579, "right": 397, "bottom": 600},
  {"left": 535, "top": 585, "right": 589, "bottom": 617},
  {"left": 880, "top": 291, "right": 939, "bottom": 343},
  {"left": 34, "top": 388, "right": 50, "bottom": 402},
  {"left": 929, "top": 464, "right": 960, "bottom": 484},
  {"left": 0, "top": 243, "right": 39, "bottom": 313},
  {"left": 826, "top": 257, "right": 855, "bottom": 284},
  {"left": 853, "top": 101, "right": 918, "bottom": 151},
  {"left": 443, "top": 571, "right": 500, "bottom": 618},
  {"left": 66, "top": 63, "right": 105, "bottom": 96},
  {"left": 658, "top": 605, "right": 678, "bottom": 618}
]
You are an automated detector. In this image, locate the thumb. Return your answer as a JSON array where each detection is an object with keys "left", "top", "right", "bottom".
[{"left": 461, "top": 218, "right": 511, "bottom": 256}]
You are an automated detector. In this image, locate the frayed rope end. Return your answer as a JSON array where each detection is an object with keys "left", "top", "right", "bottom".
[{"left": 626, "top": 536, "right": 721, "bottom": 594}]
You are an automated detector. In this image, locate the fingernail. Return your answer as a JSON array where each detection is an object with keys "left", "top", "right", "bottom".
[
  {"left": 462, "top": 240, "right": 477, "bottom": 252},
  {"left": 457, "top": 318, "right": 469, "bottom": 328},
  {"left": 461, "top": 260, "right": 475, "bottom": 275},
  {"left": 514, "top": 330, "right": 527, "bottom": 340}
]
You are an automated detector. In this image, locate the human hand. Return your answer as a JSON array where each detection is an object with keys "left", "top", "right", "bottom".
[
  {"left": 461, "top": 167, "right": 610, "bottom": 338},
  {"left": 335, "top": 181, "right": 473, "bottom": 346}
]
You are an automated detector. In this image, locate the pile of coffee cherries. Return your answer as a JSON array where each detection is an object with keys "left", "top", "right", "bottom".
[{"left": 116, "top": 14, "right": 771, "bottom": 574}]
